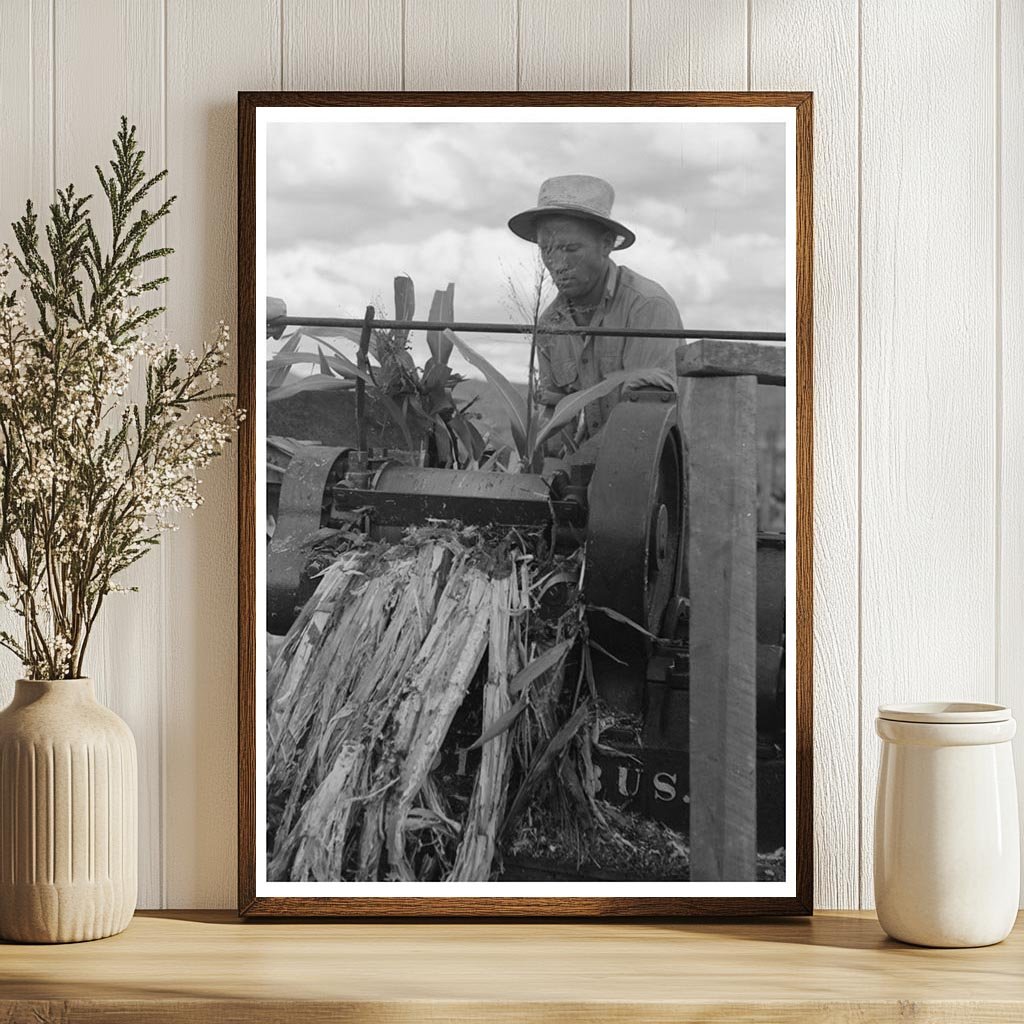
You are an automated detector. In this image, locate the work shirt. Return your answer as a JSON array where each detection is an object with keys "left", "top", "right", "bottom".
[{"left": 536, "top": 261, "right": 683, "bottom": 440}]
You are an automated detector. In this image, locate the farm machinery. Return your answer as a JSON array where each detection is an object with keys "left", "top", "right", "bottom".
[{"left": 267, "top": 314, "right": 789, "bottom": 881}]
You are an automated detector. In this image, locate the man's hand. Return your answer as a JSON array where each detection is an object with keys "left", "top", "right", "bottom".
[{"left": 622, "top": 367, "right": 677, "bottom": 391}]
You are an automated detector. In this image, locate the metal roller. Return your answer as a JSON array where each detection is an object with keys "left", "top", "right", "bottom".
[
  {"left": 361, "top": 465, "right": 584, "bottom": 529},
  {"left": 267, "top": 445, "right": 350, "bottom": 632},
  {"left": 583, "top": 392, "right": 685, "bottom": 711}
]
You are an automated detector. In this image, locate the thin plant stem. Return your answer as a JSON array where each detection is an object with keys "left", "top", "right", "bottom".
[{"left": 0, "top": 118, "right": 239, "bottom": 679}]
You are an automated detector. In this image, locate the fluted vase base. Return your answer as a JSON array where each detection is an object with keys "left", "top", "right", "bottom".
[
  {"left": 0, "top": 678, "right": 138, "bottom": 944},
  {"left": 0, "top": 880, "right": 134, "bottom": 943}
]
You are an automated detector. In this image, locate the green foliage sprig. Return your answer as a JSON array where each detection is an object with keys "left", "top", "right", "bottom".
[{"left": 0, "top": 117, "right": 242, "bottom": 679}]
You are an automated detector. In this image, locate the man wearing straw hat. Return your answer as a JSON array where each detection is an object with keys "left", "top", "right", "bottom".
[{"left": 508, "top": 174, "right": 683, "bottom": 446}]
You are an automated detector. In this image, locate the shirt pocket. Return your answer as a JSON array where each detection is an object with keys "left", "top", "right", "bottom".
[
  {"left": 549, "top": 352, "right": 579, "bottom": 388},
  {"left": 597, "top": 337, "right": 626, "bottom": 377}
]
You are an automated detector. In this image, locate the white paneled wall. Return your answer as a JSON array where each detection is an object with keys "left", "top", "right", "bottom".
[{"left": 0, "top": 0, "right": 1018, "bottom": 910}]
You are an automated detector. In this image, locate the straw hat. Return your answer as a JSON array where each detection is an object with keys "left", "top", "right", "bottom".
[{"left": 507, "top": 174, "right": 635, "bottom": 251}]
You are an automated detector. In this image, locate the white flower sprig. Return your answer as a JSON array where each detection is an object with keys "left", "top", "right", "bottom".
[{"left": 0, "top": 118, "right": 243, "bottom": 679}]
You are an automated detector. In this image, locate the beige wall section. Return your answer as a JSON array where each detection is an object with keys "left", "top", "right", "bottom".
[
  {"left": 405, "top": 0, "right": 517, "bottom": 90},
  {"left": 631, "top": 0, "right": 746, "bottom": 91},
  {"left": 161, "top": 0, "right": 281, "bottom": 909},
  {"left": 750, "top": 0, "right": 860, "bottom": 910},
  {"left": 53, "top": 0, "right": 168, "bottom": 911},
  {"left": 519, "top": 0, "right": 629, "bottom": 90},
  {"left": 858, "top": 0, "right": 999, "bottom": 909},
  {"left": 162, "top": 0, "right": 284, "bottom": 913},
  {"left": 0, "top": 0, "right": 1017, "bottom": 910},
  {"left": 0, "top": 4, "right": 52, "bottom": 695},
  {"left": 283, "top": 0, "right": 402, "bottom": 90},
  {"left": 1001, "top": 0, "right": 1024, "bottom": 912}
]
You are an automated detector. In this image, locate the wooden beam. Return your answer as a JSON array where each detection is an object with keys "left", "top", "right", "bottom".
[
  {"left": 678, "top": 338, "right": 786, "bottom": 386},
  {"left": 687, "top": 374, "right": 758, "bottom": 881}
]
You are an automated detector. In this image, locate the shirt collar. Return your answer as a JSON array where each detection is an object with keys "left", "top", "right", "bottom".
[{"left": 547, "top": 260, "right": 618, "bottom": 316}]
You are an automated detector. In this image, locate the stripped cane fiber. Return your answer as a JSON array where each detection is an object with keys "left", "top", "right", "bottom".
[{"left": 266, "top": 526, "right": 582, "bottom": 882}]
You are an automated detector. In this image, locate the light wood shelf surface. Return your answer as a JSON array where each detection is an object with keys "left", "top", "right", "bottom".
[{"left": 2, "top": 910, "right": 1023, "bottom": 1022}]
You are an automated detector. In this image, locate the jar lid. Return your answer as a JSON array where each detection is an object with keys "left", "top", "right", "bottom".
[{"left": 877, "top": 701, "right": 1011, "bottom": 724}]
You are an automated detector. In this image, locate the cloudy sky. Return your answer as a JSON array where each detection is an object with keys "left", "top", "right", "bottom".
[{"left": 266, "top": 119, "right": 786, "bottom": 383}]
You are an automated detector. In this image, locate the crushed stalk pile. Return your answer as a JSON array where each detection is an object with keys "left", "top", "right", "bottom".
[
  {"left": 266, "top": 523, "right": 711, "bottom": 883},
  {"left": 267, "top": 525, "right": 604, "bottom": 882}
]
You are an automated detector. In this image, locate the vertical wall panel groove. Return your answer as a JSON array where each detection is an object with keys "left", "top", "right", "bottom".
[
  {"left": 163, "top": 0, "right": 280, "bottom": 908},
  {"left": 519, "top": 0, "right": 628, "bottom": 90},
  {"left": 283, "top": 0, "right": 401, "bottom": 90},
  {"left": 51, "top": 0, "right": 166, "bottom": 909},
  {"left": 515, "top": 0, "right": 520, "bottom": 88},
  {"left": 751, "top": 0, "right": 860, "bottom": 910},
  {"left": 860, "top": 0, "right": 998, "bottom": 909},
  {"left": 999, "top": 0, "right": 1024, "bottom": 903},
  {"left": 627, "top": 0, "right": 632, "bottom": 88},
  {"left": 630, "top": 0, "right": 745, "bottom": 90},
  {"left": 855, "top": 0, "right": 864, "bottom": 909},
  {"left": 0, "top": 1, "right": 54, "bottom": 700},
  {"left": 405, "top": 0, "right": 516, "bottom": 90},
  {"left": 159, "top": 0, "right": 169, "bottom": 911},
  {"left": 745, "top": 0, "right": 751, "bottom": 90}
]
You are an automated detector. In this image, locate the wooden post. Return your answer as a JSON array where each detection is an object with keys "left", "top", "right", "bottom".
[{"left": 687, "top": 374, "right": 758, "bottom": 881}]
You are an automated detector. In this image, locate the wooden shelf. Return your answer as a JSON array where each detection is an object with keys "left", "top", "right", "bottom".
[{"left": 2, "top": 910, "right": 1023, "bottom": 1022}]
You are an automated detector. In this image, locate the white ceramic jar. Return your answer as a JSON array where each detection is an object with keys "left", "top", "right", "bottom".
[{"left": 874, "top": 702, "right": 1019, "bottom": 947}]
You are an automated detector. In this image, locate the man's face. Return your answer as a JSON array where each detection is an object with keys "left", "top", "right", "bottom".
[{"left": 535, "top": 215, "right": 614, "bottom": 302}]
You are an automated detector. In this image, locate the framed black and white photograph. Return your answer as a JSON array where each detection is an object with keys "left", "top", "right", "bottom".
[{"left": 237, "top": 91, "right": 812, "bottom": 917}]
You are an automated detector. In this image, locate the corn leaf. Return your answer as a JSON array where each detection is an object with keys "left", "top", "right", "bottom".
[
  {"left": 501, "top": 700, "right": 591, "bottom": 837},
  {"left": 394, "top": 275, "right": 415, "bottom": 343},
  {"left": 444, "top": 328, "right": 528, "bottom": 456},
  {"left": 432, "top": 420, "right": 454, "bottom": 465},
  {"left": 479, "top": 446, "right": 510, "bottom": 471},
  {"left": 532, "top": 369, "right": 663, "bottom": 452},
  {"left": 266, "top": 374, "right": 356, "bottom": 403},
  {"left": 268, "top": 330, "right": 302, "bottom": 389},
  {"left": 449, "top": 415, "right": 486, "bottom": 467},
  {"left": 267, "top": 351, "right": 380, "bottom": 378},
  {"left": 508, "top": 639, "right": 573, "bottom": 696},
  {"left": 588, "top": 604, "right": 660, "bottom": 640},
  {"left": 325, "top": 349, "right": 375, "bottom": 383},
  {"left": 426, "top": 283, "right": 455, "bottom": 364},
  {"left": 317, "top": 345, "right": 333, "bottom": 377},
  {"left": 586, "top": 637, "right": 627, "bottom": 666},
  {"left": 467, "top": 698, "right": 527, "bottom": 751}
]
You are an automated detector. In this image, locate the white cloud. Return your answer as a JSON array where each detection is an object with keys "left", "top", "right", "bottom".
[
  {"left": 269, "top": 226, "right": 542, "bottom": 322},
  {"left": 677, "top": 124, "right": 768, "bottom": 168},
  {"left": 625, "top": 232, "right": 730, "bottom": 307},
  {"left": 266, "top": 119, "right": 788, "bottom": 362}
]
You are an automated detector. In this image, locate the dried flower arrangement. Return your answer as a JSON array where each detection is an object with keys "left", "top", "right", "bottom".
[{"left": 0, "top": 118, "right": 242, "bottom": 679}]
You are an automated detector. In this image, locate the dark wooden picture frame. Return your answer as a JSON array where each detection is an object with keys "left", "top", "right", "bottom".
[{"left": 238, "top": 90, "right": 813, "bottom": 917}]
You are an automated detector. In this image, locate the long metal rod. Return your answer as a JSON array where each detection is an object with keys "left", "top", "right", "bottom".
[{"left": 274, "top": 315, "right": 785, "bottom": 343}]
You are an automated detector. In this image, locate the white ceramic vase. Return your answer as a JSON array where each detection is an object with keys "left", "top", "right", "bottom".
[
  {"left": 874, "top": 702, "right": 1019, "bottom": 947},
  {"left": 0, "top": 678, "right": 137, "bottom": 943}
]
